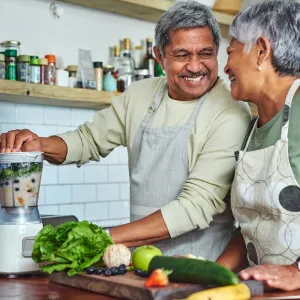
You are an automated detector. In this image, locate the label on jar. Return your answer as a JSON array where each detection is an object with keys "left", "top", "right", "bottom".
[
  {"left": 6, "top": 64, "right": 16, "bottom": 80},
  {"left": 30, "top": 65, "right": 40, "bottom": 84},
  {"left": 0, "top": 64, "right": 5, "bottom": 79},
  {"left": 17, "top": 64, "right": 30, "bottom": 82}
]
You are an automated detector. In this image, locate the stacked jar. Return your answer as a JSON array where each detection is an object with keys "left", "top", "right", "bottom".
[
  {"left": 29, "top": 56, "right": 40, "bottom": 84},
  {"left": 17, "top": 55, "right": 30, "bottom": 82},
  {"left": 39, "top": 58, "right": 49, "bottom": 85},
  {"left": 0, "top": 53, "right": 5, "bottom": 79}
]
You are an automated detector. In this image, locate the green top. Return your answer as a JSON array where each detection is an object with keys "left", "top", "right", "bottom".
[{"left": 248, "top": 92, "right": 300, "bottom": 183}]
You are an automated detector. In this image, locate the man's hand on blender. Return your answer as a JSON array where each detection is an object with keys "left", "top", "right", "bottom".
[{"left": 0, "top": 129, "right": 68, "bottom": 165}]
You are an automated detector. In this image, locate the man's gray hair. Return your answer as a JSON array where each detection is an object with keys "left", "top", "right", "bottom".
[
  {"left": 230, "top": 0, "right": 300, "bottom": 77},
  {"left": 155, "top": 1, "right": 221, "bottom": 55}
]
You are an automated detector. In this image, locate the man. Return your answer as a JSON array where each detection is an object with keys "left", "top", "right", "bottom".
[{"left": 0, "top": 1, "right": 250, "bottom": 260}]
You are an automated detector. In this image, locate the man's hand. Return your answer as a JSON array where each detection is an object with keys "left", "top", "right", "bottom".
[
  {"left": 0, "top": 129, "right": 42, "bottom": 153},
  {"left": 239, "top": 264, "right": 300, "bottom": 291}
]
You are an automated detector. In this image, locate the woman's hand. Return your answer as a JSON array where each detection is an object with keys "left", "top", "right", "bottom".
[{"left": 240, "top": 264, "right": 300, "bottom": 291}]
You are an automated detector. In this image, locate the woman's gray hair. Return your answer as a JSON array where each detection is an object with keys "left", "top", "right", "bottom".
[
  {"left": 230, "top": 0, "right": 300, "bottom": 77},
  {"left": 155, "top": 1, "right": 221, "bottom": 55}
]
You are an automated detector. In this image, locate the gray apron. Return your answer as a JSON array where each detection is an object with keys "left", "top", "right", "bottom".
[
  {"left": 231, "top": 79, "right": 300, "bottom": 266},
  {"left": 129, "top": 79, "right": 233, "bottom": 260}
]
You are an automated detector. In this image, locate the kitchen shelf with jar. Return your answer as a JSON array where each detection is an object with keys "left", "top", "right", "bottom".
[
  {"left": 0, "top": 80, "right": 119, "bottom": 110},
  {"left": 60, "top": 0, "right": 236, "bottom": 26}
]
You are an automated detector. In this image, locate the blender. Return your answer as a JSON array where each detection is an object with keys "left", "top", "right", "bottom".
[{"left": 0, "top": 152, "right": 43, "bottom": 276}]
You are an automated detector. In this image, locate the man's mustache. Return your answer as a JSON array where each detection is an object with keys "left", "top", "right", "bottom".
[{"left": 178, "top": 71, "right": 209, "bottom": 78}]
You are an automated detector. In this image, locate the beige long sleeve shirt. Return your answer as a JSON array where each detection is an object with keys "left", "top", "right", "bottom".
[{"left": 58, "top": 77, "right": 251, "bottom": 238}]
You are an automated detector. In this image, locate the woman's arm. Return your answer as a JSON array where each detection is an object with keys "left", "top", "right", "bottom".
[{"left": 216, "top": 231, "right": 248, "bottom": 272}]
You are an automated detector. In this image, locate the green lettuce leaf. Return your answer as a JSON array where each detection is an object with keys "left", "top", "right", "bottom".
[{"left": 32, "top": 221, "right": 113, "bottom": 276}]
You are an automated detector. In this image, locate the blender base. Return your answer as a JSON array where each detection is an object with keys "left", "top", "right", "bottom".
[{"left": 0, "top": 223, "right": 43, "bottom": 275}]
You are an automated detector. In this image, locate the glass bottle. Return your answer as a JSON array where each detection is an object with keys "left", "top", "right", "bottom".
[
  {"left": 39, "top": 58, "right": 49, "bottom": 85},
  {"left": 5, "top": 49, "right": 17, "bottom": 81},
  {"left": 143, "top": 38, "right": 155, "bottom": 78},
  {"left": 45, "top": 54, "right": 56, "bottom": 85},
  {"left": 17, "top": 55, "right": 30, "bottom": 82},
  {"left": 0, "top": 54, "right": 5, "bottom": 79},
  {"left": 29, "top": 56, "right": 40, "bottom": 84},
  {"left": 103, "top": 65, "right": 117, "bottom": 92}
]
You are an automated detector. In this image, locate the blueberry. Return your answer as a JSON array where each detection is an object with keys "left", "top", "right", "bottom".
[
  {"left": 111, "top": 266, "right": 118, "bottom": 272},
  {"left": 111, "top": 268, "right": 119, "bottom": 276},
  {"left": 118, "top": 267, "right": 127, "bottom": 275},
  {"left": 119, "top": 264, "right": 126, "bottom": 269},
  {"left": 104, "top": 269, "right": 112, "bottom": 276},
  {"left": 95, "top": 268, "right": 104, "bottom": 275},
  {"left": 134, "top": 269, "right": 149, "bottom": 278},
  {"left": 86, "top": 267, "right": 95, "bottom": 274}
]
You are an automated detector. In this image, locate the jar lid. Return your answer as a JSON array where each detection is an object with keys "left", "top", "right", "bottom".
[
  {"left": 18, "top": 55, "right": 30, "bottom": 62},
  {"left": 0, "top": 54, "right": 4, "bottom": 61},
  {"left": 45, "top": 54, "right": 56, "bottom": 63},
  {"left": 66, "top": 65, "right": 77, "bottom": 72},
  {"left": 134, "top": 69, "right": 150, "bottom": 76},
  {"left": 1, "top": 40, "right": 21, "bottom": 47},
  {"left": 30, "top": 56, "right": 39, "bottom": 65},
  {"left": 5, "top": 49, "right": 17, "bottom": 57},
  {"left": 93, "top": 61, "right": 103, "bottom": 68},
  {"left": 39, "top": 58, "right": 48, "bottom": 65}
]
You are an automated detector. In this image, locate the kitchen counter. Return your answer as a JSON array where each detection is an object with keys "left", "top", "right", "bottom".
[{"left": 0, "top": 275, "right": 300, "bottom": 300}]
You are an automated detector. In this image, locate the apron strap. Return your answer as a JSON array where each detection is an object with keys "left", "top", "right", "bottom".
[
  {"left": 280, "top": 79, "right": 300, "bottom": 141},
  {"left": 243, "top": 117, "right": 259, "bottom": 152}
]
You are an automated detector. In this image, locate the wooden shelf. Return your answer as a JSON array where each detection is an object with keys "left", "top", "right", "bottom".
[
  {"left": 0, "top": 80, "right": 118, "bottom": 110},
  {"left": 60, "top": 0, "right": 235, "bottom": 25}
]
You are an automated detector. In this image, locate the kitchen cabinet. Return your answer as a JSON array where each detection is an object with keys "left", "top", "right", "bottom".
[
  {"left": 60, "top": 0, "right": 236, "bottom": 25},
  {"left": 0, "top": 80, "right": 118, "bottom": 110}
]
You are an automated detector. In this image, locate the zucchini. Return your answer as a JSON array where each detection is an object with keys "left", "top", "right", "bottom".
[
  {"left": 186, "top": 283, "right": 251, "bottom": 300},
  {"left": 148, "top": 256, "right": 238, "bottom": 286}
]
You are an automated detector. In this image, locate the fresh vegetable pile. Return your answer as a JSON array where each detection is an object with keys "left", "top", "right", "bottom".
[{"left": 32, "top": 221, "right": 113, "bottom": 276}]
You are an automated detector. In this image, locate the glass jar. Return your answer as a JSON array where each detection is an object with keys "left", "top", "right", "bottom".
[
  {"left": 0, "top": 54, "right": 5, "bottom": 80},
  {"left": 29, "top": 56, "right": 40, "bottom": 84},
  {"left": 39, "top": 58, "right": 49, "bottom": 85},
  {"left": 66, "top": 65, "right": 77, "bottom": 88},
  {"left": 5, "top": 49, "right": 17, "bottom": 81},
  {"left": 103, "top": 65, "right": 117, "bottom": 92},
  {"left": 0, "top": 40, "right": 21, "bottom": 56},
  {"left": 17, "top": 55, "right": 30, "bottom": 82}
]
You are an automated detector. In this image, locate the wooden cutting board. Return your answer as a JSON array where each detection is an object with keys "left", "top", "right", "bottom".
[{"left": 50, "top": 271, "right": 221, "bottom": 300}]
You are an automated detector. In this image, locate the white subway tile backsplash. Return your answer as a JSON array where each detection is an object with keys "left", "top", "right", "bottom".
[
  {"left": 97, "top": 184, "right": 119, "bottom": 201},
  {"left": 71, "top": 108, "right": 96, "bottom": 126},
  {"left": 56, "top": 126, "right": 77, "bottom": 135},
  {"left": 59, "top": 204, "right": 85, "bottom": 221},
  {"left": 41, "top": 165, "right": 58, "bottom": 185},
  {"left": 45, "top": 107, "right": 71, "bottom": 126},
  {"left": 39, "top": 205, "right": 59, "bottom": 216},
  {"left": 95, "top": 219, "right": 123, "bottom": 227},
  {"left": 58, "top": 165, "right": 84, "bottom": 184},
  {"left": 45, "top": 185, "right": 72, "bottom": 205},
  {"left": 30, "top": 125, "right": 58, "bottom": 137},
  {"left": 16, "top": 104, "right": 44, "bottom": 124},
  {"left": 100, "top": 148, "right": 119, "bottom": 165},
  {"left": 108, "top": 166, "right": 129, "bottom": 182},
  {"left": 0, "top": 123, "right": 29, "bottom": 133},
  {"left": 85, "top": 202, "right": 109, "bottom": 221},
  {"left": 0, "top": 102, "right": 16, "bottom": 123},
  {"left": 109, "top": 201, "right": 130, "bottom": 219},
  {"left": 119, "top": 146, "right": 129, "bottom": 164},
  {"left": 83, "top": 165, "right": 107, "bottom": 183},
  {"left": 38, "top": 186, "right": 46, "bottom": 206},
  {"left": 72, "top": 184, "right": 97, "bottom": 203},
  {"left": 120, "top": 183, "right": 130, "bottom": 200}
]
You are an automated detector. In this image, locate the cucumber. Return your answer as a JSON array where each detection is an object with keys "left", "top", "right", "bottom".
[{"left": 148, "top": 256, "right": 239, "bottom": 286}]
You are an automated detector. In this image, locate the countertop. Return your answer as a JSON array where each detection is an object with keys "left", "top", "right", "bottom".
[{"left": 1, "top": 275, "right": 300, "bottom": 300}]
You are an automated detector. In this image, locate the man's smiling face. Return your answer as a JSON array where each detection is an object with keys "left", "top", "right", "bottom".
[{"left": 155, "top": 27, "right": 218, "bottom": 100}]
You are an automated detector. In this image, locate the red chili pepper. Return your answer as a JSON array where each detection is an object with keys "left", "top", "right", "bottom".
[{"left": 145, "top": 269, "right": 171, "bottom": 288}]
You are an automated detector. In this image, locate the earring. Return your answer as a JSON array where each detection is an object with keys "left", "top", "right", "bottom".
[{"left": 257, "top": 65, "right": 262, "bottom": 71}]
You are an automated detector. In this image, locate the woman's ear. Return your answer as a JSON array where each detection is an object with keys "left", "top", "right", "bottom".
[
  {"left": 256, "top": 36, "right": 271, "bottom": 65},
  {"left": 153, "top": 46, "right": 164, "bottom": 70}
]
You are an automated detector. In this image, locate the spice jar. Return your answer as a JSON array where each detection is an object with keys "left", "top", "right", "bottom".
[
  {"left": 0, "top": 54, "right": 5, "bottom": 79},
  {"left": 103, "top": 65, "right": 117, "bottom": 92},
  {"left": 93, "top": 61, "right": 103, "bottom": 91},
  {"left": 29, "top": 56, "right": 40, "bottom": 84},
  {"left": 5, "top": 49, "right": 17, "bottom": 81},
  {"left": 1, "top": 40, "right": 21, "bottom": 56},
  {"left": 66, "top": 65, "right": 77, "bottom": 88},
  {"left": 17, "top": 55, "right": 30, "bottom": 82},
  {"left": 39, "top": 58, "right": 49, "bottom": 85},
  {"left": 45, "top": 54, "right": 56, "bottom": 85}
]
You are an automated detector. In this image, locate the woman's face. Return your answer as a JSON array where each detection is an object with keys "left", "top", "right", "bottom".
[{"left": 224, "top": 39, "right": 262, "bottom": 101}]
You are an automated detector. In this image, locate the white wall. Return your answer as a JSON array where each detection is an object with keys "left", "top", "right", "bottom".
[{"left": 0, "top": 0, "right": 229, "bottom": 226}]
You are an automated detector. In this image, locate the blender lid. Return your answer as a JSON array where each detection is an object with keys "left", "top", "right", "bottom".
[{"left": 0, "top": 152, "right": 43, "bottom": 162}]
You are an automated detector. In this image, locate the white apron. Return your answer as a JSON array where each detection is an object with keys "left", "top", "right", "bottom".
[
  {"left": 231, "top": 79, "right": 300, "bottom": 267},
  {"left": 129, "top": 79, "right": 233, "bottom": 260}
]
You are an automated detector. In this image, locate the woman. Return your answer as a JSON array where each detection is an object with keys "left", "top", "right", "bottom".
[{"left": 216, "top": 0, "right": 300, "bottom": 291}]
